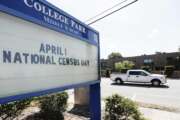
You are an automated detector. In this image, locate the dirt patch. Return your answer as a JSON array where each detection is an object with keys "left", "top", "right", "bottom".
[{"left": 11, "top": 106, "right": 89, "bottom": 120}]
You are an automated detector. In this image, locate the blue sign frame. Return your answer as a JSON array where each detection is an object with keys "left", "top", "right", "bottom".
[
  {"left": 0, "top": 1, "right": 101, "bottom": 119},
  {"left": 0, "top": 2, "right": 101, "bottom": 119}
]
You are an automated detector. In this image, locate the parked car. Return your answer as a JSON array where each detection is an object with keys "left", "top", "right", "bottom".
[{"left": 110, "top": 69, "right": 167, "bottom": 86}]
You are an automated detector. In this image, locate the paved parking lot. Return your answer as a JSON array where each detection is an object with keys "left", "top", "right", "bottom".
[{"left": 101, "top": 78, "right": 180, "bottom": 110}]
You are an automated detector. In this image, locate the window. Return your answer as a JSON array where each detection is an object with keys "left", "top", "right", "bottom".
[
  {"left": 129, "top": 71, "right": 148, "bottom": 76},
  {"left": 140, "top": 72, "right": 148, "bottom": 76},
  {"left": 129, "top": 71, "right": 141, "bottom": 75}
]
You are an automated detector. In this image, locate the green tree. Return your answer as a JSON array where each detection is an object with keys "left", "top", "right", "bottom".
[
  {"left": 108, "top": 52, "right": 122, "bottom": 59},
  {"left": 115, "top": 61, "right": 134, "bottom": 72}
]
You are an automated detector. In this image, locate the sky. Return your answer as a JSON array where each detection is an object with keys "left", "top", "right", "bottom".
[{"left": 47, "top": 0, "right": 180, "bottom": 59}]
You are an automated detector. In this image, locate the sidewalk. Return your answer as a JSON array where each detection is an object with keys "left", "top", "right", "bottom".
[{"left": 140, "top": 107, "right": 180, "bottom": 120}]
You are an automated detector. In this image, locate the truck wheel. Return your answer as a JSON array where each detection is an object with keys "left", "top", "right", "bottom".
[
  {"left": 152, "top": 80, "right": 161, "bottom": 87},
  {"left": 115, "top": 78, "right": 123, "bottom": 84}
]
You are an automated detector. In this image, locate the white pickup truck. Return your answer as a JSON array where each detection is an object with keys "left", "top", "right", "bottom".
[{"left": 110, "top": 70, "right": 167, "bottom": 86}]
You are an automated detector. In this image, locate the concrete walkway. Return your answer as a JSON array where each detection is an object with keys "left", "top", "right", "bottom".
[{"left": 140, "top": 107, "right": 180, "bottom": 120}]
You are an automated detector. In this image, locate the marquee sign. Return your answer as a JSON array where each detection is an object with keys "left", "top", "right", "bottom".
[{"left": 0, "top": 0, "right": 100, "bottom": 104}]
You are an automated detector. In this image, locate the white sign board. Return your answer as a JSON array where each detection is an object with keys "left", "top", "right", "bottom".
[{"left": 0, "top": 0, "right": 99, "bottom": 102}]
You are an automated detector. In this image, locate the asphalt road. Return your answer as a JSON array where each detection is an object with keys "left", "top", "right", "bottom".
[{"left": 101, "top": 78, "right": 180, "bottom": 110}]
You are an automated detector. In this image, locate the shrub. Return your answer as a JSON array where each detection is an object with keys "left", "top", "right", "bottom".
[
  {"left": 115, "top": 61, "right": 134, "bottom": 72},
  {"left": 105, "top": 69, "right": 111, "bottom": 77},
  {"left": 105, "top": 94, "right": 146, "bottom": 120},
  {"left": 141, "top": 66, "right": 151, "bottom": 72},
  {"left": 165, "top": 65, "right": 174, "bottom": 77},
  {"left": 101, "top": 70, "right": 106, "bottom": 77},
  {"left": 0, "top": 98, "right": 32, "bottom": 120},
  {"left": 120, "top": 69, "right": 129, "bottom": 73},
  {"left": 39, "top": 92, "right": 68, "bottom": 120}
]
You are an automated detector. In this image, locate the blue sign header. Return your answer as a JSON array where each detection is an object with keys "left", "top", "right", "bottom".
[{"left": 0, "top": 0, "right": 99, "bottom": 46}]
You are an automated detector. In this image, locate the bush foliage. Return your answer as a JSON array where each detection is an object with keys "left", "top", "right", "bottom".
[
  {"left": 0, "top": 98, "right": 32, "bottom": 120},
  {"left": 105, "top": 94, "right": 146, "bottom": 120},
  {"left": 141, "top": 66, "right": 151, "bottom": 72},
  {"left": 165, "top": 65, "right": 174, "bottom": 77},
  {"left": 0, "top": 92, "right": 69, "bottom": 120},
  {"left": 39, "top": 92, "right": 68, "bottom": 120},
  {"left": 115, "top": 61, "right": 134, "bottom": 72}
]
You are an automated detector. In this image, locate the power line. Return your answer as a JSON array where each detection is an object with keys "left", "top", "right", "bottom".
[
  {"left": 87, "top": 0, "right": 138, "bottom": 25},
  {"left": 85, "top": 0, "right": 129, "bottom": 23}
]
